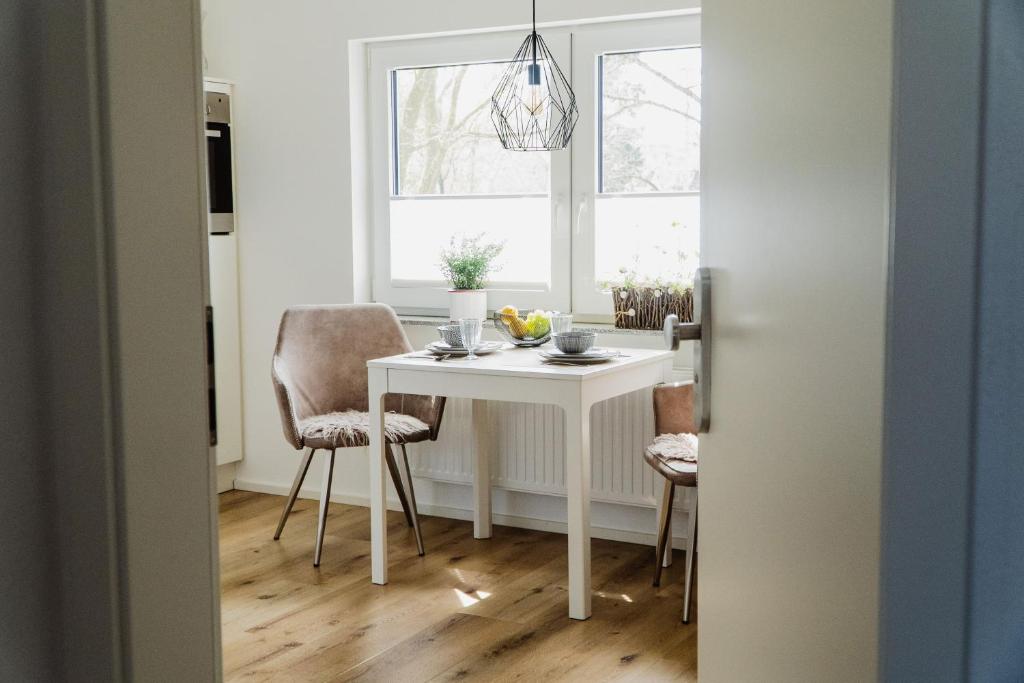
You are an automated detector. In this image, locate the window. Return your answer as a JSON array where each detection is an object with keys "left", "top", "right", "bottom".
[
  {"left": 368, "top": 16, "right": 700, "bottom": 316},
  {"left": 389, "top": 62, "right": 552, "bottom": 288},
  {"left": 593, "top": 47, "right": 701, "bottom": 291},
  {"left": 571, "top": 18, "right": 701, "bottom": 315}
]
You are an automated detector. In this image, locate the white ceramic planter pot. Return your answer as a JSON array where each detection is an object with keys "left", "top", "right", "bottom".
[{"left": 448, "top": 289, "right": 487, "bottom": 322}]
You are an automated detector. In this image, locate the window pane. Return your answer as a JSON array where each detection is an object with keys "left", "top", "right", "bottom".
[
  {"left": 394, "top": 63, "right": 550, "bottom": 195},
  {"left": 390, "top": 197, "right": 550, "bottom": 285},
  {"left": 600, "top": 47, "right": 701, "bottom": 193},
  {"left": 594, "top": 195, "right": 699, "bottom": 286}
]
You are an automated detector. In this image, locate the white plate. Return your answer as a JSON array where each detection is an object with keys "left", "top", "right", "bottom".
[
  {"left": 426, "top": 340, "right": 503, "bottom": 356},
  {"left": 539, "top": 355, "right": 615, "bottom": 365},
  {"left": 538, "top": 347, "right": 622, "bottom": 365},
  {"left": 539, "top": 347, "right": 620, "bottom": 360}
]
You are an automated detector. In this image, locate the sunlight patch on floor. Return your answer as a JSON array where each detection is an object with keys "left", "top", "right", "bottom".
[{"left": 454, "top": 588, "right": 492, "bottom": 607}]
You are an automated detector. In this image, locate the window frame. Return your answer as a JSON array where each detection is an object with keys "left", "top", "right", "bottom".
[
  {"left": 368, "top": 30, "right": 573, "bottom": 314},
  {"left": 365, "top": 15, "right": 702, "bottom": 317},
  {"left": 570, "top": 16, "right": 702, "bottom": 317}
]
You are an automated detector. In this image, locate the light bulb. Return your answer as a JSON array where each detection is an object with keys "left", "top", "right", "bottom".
[
  {"left": 527, "top": 83, "right": 545, "bottom": 117},
  {"left": 526, "top": 62, "right": 545, "bottom": 118}
]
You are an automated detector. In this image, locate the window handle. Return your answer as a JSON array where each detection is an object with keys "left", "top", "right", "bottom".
[{"left": 575, "top": 197, "right": 588, "bottom": 236}]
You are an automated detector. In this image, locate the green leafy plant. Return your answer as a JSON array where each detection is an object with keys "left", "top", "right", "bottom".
[{"left": 439, "top": 235, "right": 504, "bottom": 290}]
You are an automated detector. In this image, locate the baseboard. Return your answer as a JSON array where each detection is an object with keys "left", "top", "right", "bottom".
[
  {"left": 216, "top": 462, "right": 237, "bottom": 493},
  {"left": 234, "top": 477, "right": 688, "bottom": 547}
]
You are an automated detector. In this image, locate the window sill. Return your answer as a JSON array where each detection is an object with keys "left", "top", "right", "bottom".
[{"left": 397, "top": 314, "right": 662, "bottom": 337}]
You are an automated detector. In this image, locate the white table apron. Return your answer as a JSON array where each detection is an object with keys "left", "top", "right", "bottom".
[{"left": 367, "top": 347, "right": 673, "bottom": 620}]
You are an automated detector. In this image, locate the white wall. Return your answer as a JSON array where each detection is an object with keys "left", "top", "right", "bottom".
[{"left": 201, "top": 0, "right": 698, "bottom": 529}]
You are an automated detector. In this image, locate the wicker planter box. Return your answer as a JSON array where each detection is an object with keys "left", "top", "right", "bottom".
[{"left": 611, "top": 286, "right": 693, "bottom": 330}]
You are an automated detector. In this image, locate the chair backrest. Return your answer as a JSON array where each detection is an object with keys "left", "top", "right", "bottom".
[
  {"left": 273, "top": 304, "right": 412, "bottom": 425},
  {"left": 653, "top": 381, "right": 696, "bottom": 436}
]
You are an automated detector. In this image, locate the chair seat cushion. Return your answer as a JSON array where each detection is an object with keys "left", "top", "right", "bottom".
[
  {"left": 299, "top": 410, "right": 431, "bottom": 449},
  {"left": 644, "top": 433, "right": 698, "bottom": 486}
]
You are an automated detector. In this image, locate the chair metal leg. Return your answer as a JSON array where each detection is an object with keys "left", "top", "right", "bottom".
[
  {"left": 399, "top": 444, "right": 425, "bottom": 556},
  {"left": 385, "top": 444, "right": 414, "bottom": 527},
  {"left": 313, "top": 449, "right": 335, "bottom": 567},
  {"left": 274, "top": 448, "right": 315, "bottom": 540},
  {"left": 682, "top": 490, "right": 698, "bottom": 624},
  {"left": 653, "top": 478, "right": 675, "bottom": 587}
]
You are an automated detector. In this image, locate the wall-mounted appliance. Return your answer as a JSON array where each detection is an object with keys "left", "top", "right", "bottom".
[{"left": 205, "top": 90, "right": 235, "bottom": 234}]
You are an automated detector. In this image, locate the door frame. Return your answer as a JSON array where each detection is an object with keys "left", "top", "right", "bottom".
[
  {"left": 20, "top": 0, "right": 221, "bottom": 680},
  {"left": 882, "top": 0, "right": 1024, "bottom": 679}
]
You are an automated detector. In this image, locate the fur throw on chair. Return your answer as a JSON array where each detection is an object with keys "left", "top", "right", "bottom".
[
  {"left": 298, "top": 410, "right": 429, "bottom": 448},
  {"left": 648, "top": 432, "right": 698, "bottom": 463}
]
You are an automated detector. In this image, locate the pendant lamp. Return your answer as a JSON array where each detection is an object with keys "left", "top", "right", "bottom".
[{"left": 491, "top": 0, "right": 578, "bottom": 151}]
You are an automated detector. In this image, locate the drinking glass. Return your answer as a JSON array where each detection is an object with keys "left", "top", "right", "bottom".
[
  {"left": 551, "top": 313, "right": 573, "bottom": 335},
  {"left": 458, "top": 318, "right": 483, "bottom": 360}
]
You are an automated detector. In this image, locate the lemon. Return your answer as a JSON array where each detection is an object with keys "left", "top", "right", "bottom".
[{"left": 503, "top": 314, "right": 529, "bottom": 338}]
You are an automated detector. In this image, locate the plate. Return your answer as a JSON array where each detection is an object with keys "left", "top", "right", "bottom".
[
  {"left": 539, "top": 347, "right": 619, "bottom": 360},
  {"left": 538, "top": 347, "right": 622, "bottom": 364},
  {"left": 539, "top": 355, "right": 615, "bottom": 365},
  {"left": 426, "top": 340, "right": 503, "bottom": 357}
]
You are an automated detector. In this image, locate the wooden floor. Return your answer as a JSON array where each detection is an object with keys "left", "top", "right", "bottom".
[{"left": 219, "top": 490, "right": 697, "bottom": 682}]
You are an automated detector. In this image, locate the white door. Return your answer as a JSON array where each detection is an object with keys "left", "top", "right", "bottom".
[{"left": 698, "top": 2, "right": 893, "bottom": 680}]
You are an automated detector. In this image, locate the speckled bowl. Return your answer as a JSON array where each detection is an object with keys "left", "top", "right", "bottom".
[{"left": 552, "top": 331, "right": 596, "bottom": 354}]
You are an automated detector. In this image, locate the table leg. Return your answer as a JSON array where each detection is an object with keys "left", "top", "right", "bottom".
[
  {"left": 472, "top": 399, "right": 492, "bottom": 539},
  {"left": 564, "top": 399, "right": 593, "bottom": 620},
  {"left": 368, "top": 367, "right": 388, "bottom": 585}
]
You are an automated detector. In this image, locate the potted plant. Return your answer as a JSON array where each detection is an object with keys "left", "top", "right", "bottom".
[
  {"left": 439, "top": 235, "right": 504, "bottom": 321},
  {"left": 600, "top": 260, "right": 695, "bottom": 330}
]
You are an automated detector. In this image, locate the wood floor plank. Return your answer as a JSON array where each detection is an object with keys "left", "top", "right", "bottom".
[{"left": 220, "top": 491, "right": 697, "bottom": 682}]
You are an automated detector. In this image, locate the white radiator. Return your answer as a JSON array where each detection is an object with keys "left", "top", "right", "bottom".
[{"left": 411, "top": 387, "right": 667, "bottom": 509}]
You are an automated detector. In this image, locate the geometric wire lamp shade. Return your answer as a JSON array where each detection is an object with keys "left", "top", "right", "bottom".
[{"left": 491, "top": 2, "right": 578, "bottom": 151}]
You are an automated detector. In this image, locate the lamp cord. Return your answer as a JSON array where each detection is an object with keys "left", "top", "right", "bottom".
[{"left": 531, "top": 0, "right": 537, "bottom": 64}]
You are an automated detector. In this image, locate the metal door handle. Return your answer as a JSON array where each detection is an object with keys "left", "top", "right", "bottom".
[{"left": 664, "top": 267, "right": 711, "bottom": 432}]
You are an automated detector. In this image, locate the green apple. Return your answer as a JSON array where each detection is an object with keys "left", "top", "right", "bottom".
[{"left": 525, "top": 309, "right": 551, "bottom": 338}]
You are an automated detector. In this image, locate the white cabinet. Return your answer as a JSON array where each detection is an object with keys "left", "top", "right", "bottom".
[
  {"left": 208, "top": 232, "right": 243, "bottom": 466},
  {"left": 205, "top": 77, "right": 243, "bottom": 467}
]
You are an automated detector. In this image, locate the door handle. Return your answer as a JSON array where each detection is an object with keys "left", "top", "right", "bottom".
[{"left": 663, "top": 267, "right": 711, "bottom": 432}]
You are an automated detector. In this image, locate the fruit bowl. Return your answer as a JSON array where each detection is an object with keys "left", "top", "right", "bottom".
[{"left": 493, "top": 311, "right": 551, "bottom": 347}]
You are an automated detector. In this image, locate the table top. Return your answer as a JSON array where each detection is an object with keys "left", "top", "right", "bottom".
[{"left": 368, "top": 345, "right": 674, "bottom": 381}]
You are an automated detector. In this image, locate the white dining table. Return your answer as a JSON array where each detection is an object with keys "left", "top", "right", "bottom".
[{"left": 366, "top": 344, "right": 674, "bottom": 620}]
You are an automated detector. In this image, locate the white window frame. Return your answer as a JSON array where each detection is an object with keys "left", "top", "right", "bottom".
[
  {"left": 365, "top": 14, "right": 701, "bottom": 317},
  {"left": 570, "top": 16, "right": 702, "bottom": 316},
  {"left": 368, "top": 30, "right": 573, "bottom": 314}
]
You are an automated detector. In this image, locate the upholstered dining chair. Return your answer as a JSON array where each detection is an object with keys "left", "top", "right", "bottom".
[
  {"left": 271, "top": 304, "right": 446, "bottom": 566},
  {"left": 645, "top": 381, "right": 699, "bottom": 623}
]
